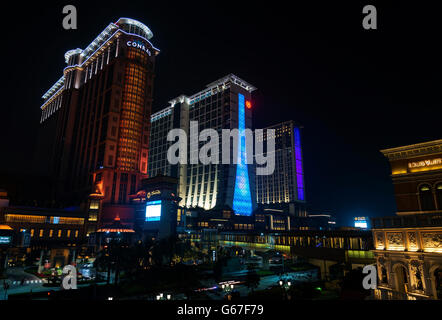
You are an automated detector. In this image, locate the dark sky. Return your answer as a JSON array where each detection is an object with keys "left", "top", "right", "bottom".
[{"left": 0, "top": 1, "right": 440, "bottom": 226}]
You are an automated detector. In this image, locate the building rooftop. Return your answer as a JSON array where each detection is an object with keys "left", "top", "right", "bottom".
[
  {"left": 1, "top": 206, "right": 85, "bottom": 218},
  {"left": 380, "top": 139, "right": 442, "bottom": 160},
  {"left": 151, "top": 74, "right": 257, "bottom": 121},
  {"left": 42, "top": 17, "right": 157, "bottom": 102}
]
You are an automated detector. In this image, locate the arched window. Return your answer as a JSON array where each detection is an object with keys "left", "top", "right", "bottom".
[
  {"left": 436, "top": 184, "right": 442, "bottom": 210},
  {"left": 419, "top": 185, "right": 435, "bottom": 211},
  {"left": 394, "top": 265, "right": 409, "bottom": 293}
]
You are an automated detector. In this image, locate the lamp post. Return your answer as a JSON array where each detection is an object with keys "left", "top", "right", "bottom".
[
  {"left": 156, "top": 293, "right": 172, "bottom": 300},
  {"left": 279, "top": 279, "right": 291, "bottom": 300},
  {"left": 221, "top": 283, "right": 234, "bottom": 300}
]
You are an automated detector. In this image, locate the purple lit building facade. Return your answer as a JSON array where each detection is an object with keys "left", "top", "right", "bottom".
[{"left": 256, "top": 120, "right": 306, "bottom": 216}]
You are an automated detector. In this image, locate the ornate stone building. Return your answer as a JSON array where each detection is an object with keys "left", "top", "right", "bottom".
[
  {"left": 371, "top": 214, "right": 442, "bottom": 299},
  {"left": 371, "top": 140, "right": 442, "bottom": 300}
]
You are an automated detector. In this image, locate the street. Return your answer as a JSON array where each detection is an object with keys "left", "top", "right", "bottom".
[
  {"left": 0, "top": 267, "right": 46, "bottom": 299},
  {"left": 203, "top": 269, "right": 317, "bottom": 300}
]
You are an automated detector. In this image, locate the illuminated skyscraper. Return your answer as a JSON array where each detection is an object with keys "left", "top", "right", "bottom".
[
  {"left": 255, "top": 121, "right": 306, "bottom": 213},
  {"left": 148, "top": 74, "right": 257, "bottom": 215},
  {"left": 37, "top": 18, "right": 159, "bottom": 223}
]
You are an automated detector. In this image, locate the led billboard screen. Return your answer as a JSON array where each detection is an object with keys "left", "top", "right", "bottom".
[
  {"left": 0, "top": 236, "right": 12, "bottom": 244},
  {"left": 146, "top": 200, "right": 162, "bottom": 222},
  {"left": 354, "top": 217, "right": 368, "bottom": 229}
]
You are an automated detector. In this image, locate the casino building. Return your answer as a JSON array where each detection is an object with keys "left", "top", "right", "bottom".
[
  {"left": 148, "top": 74, "right": 257, "bottom": 215},
  {"left": 255, "top": 120, "right": 307, "bottom": 216},
  {"left": 371, "top": 139, "right": 442, "bottom": 300},
  {"left": 37, "top": 18, "right": 159, "bottom": 224}
]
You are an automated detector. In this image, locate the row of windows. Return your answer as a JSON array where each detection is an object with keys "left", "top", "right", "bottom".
[
  {"left": 28, "top": 228, "right": 80, "bottom": 238},
  {"left": 419, "top": 183, "right": 442, "bottom": 211},
  {"left": 234, "top": 223, "right": 253, "bottom": 230},
  {"left": 5, "top": 215, "right": 84, "bottom": 225},
  {"left": 117, "top": 62, "right": 147, "bottom": 172}
]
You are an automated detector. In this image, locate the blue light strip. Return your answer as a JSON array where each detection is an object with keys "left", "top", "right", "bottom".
[
  {"left": 294, "top": 127, "right": 305, "bottom": 201},
  {"left": 233, "top": 93, "right": 253, "bottom": 216}
]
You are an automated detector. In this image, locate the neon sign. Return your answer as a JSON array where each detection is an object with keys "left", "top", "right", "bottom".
[
  {"left": 146, "top": 190, "right": 161, "bottom": 199},
  {"left": 126, "top": 41, "right": 152, "bottom": 56},
  {"left": 0, "top": 236, "right": 11, "bottom": 244},
  {"left": 408, "top": 158, "right": 442, "bottom": 169}
]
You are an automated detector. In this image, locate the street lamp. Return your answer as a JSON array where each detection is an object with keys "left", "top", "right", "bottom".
[
  {"left": 221, "top": 283, "right": 234, "bottom": 300},
  {"left": 156, "top": 293, "right": 172, "bottom": 300},
  {"left": 279, "top": 279, "right": 292, "bottom": 300}
]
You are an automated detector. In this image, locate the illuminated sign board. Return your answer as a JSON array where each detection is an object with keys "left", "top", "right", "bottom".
[
  {"left": 0, "top": 236, "right": 12, "bottom": 244},
  {"left": 146, "top": 200, "right": 162, "bottom": 222},
  {"left": 126, "top": 41, "right": 152, "bottom": 56},
  {"left": 146, "top": 190, "right": 161, "bottom": 199},
  {"left": 354, "top": 217, "right": 368, "bottom": 229},
  {"left": 408, "top": 158, "right": 442, "bottom": 171}
]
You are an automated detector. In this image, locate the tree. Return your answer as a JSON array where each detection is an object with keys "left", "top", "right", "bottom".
[
  {"left": 245, "top": 266, "right": 260, "bottom": 293},
  {"left": 213, "top": 256, "right": 228, "bottom": 282},
  {"left": 151, "top": 236, "right": 180, "bottom": 266}
]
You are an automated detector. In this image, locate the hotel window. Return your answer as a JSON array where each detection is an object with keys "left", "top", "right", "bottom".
[
  {"left": 49, "top": 230, "right": 53, "bottom": 237},
  {"left": 75, "top": 230, "right": 79, "bottom": 238},
  {"left": 39, "top": 229, "right": 44, "bottom": 237},
  {"left": 5, "top": 214, "right": 46, "bottom": 224},
  {"left": 89, "top": 213, "right": 98, "bottom": 222},
  {"left": 58, "top": 230, "right": 62, "bottom": 238},
  {"left": 89, "top": 200, "right": 100, "bottom": 210},
  {"left": 30, "top": 229, "right": 34, "bottom": 237},
  {"left": 419, "top": 185, "right": 435, "bottom": 211},
  {"left": 67, "top": 230, "right": 71, "bottom": 237}
]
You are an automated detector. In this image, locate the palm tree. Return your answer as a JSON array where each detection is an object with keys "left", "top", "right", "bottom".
[{"left": 245, "top": 265, "right": 261, "bottom": 293}]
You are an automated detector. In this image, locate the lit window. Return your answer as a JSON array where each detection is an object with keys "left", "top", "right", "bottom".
[
  {"left": 75, "top": 230, "right": 79, "bottom": 238},
  {"left": 420, "top": 184, "right": 435, "bottom": 211},
  {"left": 49, "top": 230, "right": 53, "bottom": 237},
  {"left": 89, "top": 200, "right": 100, "bottom": 210},
  {"left": 58, "top": 230, "right": 62, "bottom": 237},
  {"left": 67, "top": 230, "right": 71, "bottom": 237},
  {"left": 30, "top": 229, "right": 34, "bottom": 237},
  {"left": 39, "top": 229, "right": 44, "bottom": 237}
]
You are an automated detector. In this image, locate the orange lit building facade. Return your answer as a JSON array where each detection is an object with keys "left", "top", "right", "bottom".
[
  {"left": 38, "top": 18, "right": 159, "bottom": 225},
  {"left": 382, "top": 139, "right": 442, "bottom": 214},
  {"left": 371, "top": 140, "right": 442, "bottom": 300}
]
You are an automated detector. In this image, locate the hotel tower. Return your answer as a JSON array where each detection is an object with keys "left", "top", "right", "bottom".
[
  {"left": 38, "top": 18, "right": 159, "bottom": 222},
  {"left": 255, "top": 121, "right": 306, "bottom": 203},
  {"left": 148, "top": 74, "right": 257, "bottom": 215}
]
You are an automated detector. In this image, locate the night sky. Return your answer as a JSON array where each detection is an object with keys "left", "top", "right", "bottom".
[{"left": 1, "top": 1, "right": 440, "bottom": 226}]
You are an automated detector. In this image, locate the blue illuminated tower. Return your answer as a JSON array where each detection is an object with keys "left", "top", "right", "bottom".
[
  {"left": 232, "top": 93, "right": 253, "bottom": 216},
  {"left": 148, "top": 74, "right": 257, "bottom": 214}
]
